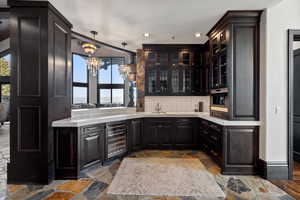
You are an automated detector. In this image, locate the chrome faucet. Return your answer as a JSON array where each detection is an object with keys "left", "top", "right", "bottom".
[{"left": 155, "top": 103, "right": 162, "bottom": 113}]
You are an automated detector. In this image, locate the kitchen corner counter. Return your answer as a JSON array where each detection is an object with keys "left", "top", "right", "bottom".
[{"left": 52, "top": 112, "right": 260, "bottom": 127}]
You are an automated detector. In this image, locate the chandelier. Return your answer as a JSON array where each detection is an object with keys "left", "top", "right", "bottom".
[
  {"left": 82, "top": 31, "right": 102, "bottom": 76},
  {"left": 118, "top": 42, "right": 137, "bottom": 82}
]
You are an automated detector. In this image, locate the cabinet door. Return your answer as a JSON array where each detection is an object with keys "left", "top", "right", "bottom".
[
  {"left": 143, "top": 121, "right": 159, "bottom": 148},
  {"left": 182, "top": 68, "right": 192, "bottom": 93},
  {"left": 174, "top": 119, "right": 195, "bottom": 149},
  {"left": 158, "top": 68, "right": 170, "bottom": 94},
  {"left": 211, "top": 57, "right": 220, "bottom": 89},
  {"left": 131, "top": 119, "right": 143, "bottom": 151},
  {"left": 81, "top": 131, "right": 104, "bottom": 169},
  {"left": 146, "top": 68, "right": 158, "bottom": 95},
  {"left": 157, "top": 121, "right": 173, "bottom": 148},
  {"left": 170, "top": 68, "right": 180, "bottom": 94}
]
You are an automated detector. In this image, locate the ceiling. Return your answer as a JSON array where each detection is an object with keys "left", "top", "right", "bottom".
[{"left": 49, "top": 0, "right": 282, "bottom": 51}]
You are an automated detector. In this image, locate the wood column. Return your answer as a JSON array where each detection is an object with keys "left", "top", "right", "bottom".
[{"left": 7, "top": 0, "right": 72, "bottom": 184}]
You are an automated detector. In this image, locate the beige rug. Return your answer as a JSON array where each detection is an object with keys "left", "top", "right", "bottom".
[{"left": 107, "top": 158, "right": 225, "bottom": 199}]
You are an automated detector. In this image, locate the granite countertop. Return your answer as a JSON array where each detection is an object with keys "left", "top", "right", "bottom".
[{"left": 52, "top": 112, "right": 260, "bottom": 127}]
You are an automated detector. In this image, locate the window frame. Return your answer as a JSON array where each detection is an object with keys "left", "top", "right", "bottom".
[
  {"left": 0, "top": 49, "right": 11, "bottom": 103},
  {"left": 72, "top": 53, "right": 89, "bottom": 104},
  {"left": 97, "top": 57, "right": 125, "bottom": 107}
]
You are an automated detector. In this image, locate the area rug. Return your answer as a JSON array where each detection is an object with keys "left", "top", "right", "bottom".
[{"left": 107, "top": 158, "right": 225, "bottom": 199}]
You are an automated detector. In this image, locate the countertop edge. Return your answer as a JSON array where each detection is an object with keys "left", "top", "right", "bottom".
[{"left": 52, "top": 113, "right": 260, "bottom": 128}]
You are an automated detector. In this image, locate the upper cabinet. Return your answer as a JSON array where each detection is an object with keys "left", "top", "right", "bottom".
[
  {"left": 143, "top": 45, "right": 207, "bottom": 96},
  {"left": 207, "top": 11, "right": 262, "bottom": 121}
]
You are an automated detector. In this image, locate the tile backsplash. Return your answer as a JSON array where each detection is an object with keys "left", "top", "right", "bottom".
[{"left": 145, "top": 96, "right": 210, "bottom": 113}]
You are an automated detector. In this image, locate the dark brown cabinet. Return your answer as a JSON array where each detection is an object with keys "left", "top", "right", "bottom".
[
  {"left": 128, "top": 119, "right": 143, "bottom": 152},
  {"left": 143, "top": 119, "right": 173, "bottom": 149},
  {"left": 174, "top": 119, "right": 197, "bottom": 149},
  {"left": 207, "top": 11, "right": 261, "bottom": 121},
  {"left": 143, "top": 118, "right": 197, "bottom": 149},
  {"left": 144, "top": 44, "right": 207, "bottom": 96},
  {"left": 198, "top": 119, "right": 259, "bottom": 175},
  {"left": 80, "top": 125, "right": 105, "bottom": 169}
]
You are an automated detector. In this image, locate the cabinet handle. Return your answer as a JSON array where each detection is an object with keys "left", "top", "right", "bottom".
[
  {"left": 211, "top": 150, "right": 218, "bottom": 157},
  {"left": 211, "top": 136, "right": 218, "bottom": 141},
  {"left": 85, "top": 127, "right": 98, "bottom": 132}
]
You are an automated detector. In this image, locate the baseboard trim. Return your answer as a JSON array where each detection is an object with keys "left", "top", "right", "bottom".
[{"left": 258, "top": 159, "right": 289, "bottom": 180}]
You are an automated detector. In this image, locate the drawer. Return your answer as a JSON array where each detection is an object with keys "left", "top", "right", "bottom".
[
  {"left": 82, "top": 125, "right": 105, "bottom": 134},
  {"left": 176, "top": 118, "right": 193, "bottom": 125}
]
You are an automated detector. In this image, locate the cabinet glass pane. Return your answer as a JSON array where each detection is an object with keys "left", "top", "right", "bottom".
[
  {"left": 148, "top": 70, "right": 157, "bottom": 93},
  {"left": 183, "top": 69, "right": 192, "bottom": 92},
  {"left": 73, "top": 87, "right": 87, "bottom": 104},
  {"left": 171, "top": 69, "right": 180, "bottom": 93},
  {"left": 99, "top": 89, "right": 111, "bottom": 107},
  {"left": 160, "top": 70, "right": 168, "bottom": 93},
  {"left": 112, "top": 89, "right": 124, "bottom": 106},
  {"left": 220, "top": 53, "right": 227, "bottom": 87},
  {"left": 212, "top": 58, "right": 219, "bottom": 88}
]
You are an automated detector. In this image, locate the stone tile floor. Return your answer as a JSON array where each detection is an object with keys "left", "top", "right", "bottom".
[{"left": 0, "top": 150, "right": 295, "bottom": 200}]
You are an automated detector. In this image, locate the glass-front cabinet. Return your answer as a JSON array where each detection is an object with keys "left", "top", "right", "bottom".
[
  {"left": 144, "top": 45, "right": 205, "bottom": 96},
  {"left": 210, "top": 31, "right": 228, "bottom": 90}
]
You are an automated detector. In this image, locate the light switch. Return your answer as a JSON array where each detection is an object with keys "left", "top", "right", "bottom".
[{"left": 275, "top": 106, "right": 280, "bottom": 114}]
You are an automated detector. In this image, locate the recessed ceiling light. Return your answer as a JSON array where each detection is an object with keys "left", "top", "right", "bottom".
[
  {"left": 195, "top": 32, "right": 202, "bottom": 38},
  {"left": 144, "top": 33, "right": 150, "bottom": 37}
]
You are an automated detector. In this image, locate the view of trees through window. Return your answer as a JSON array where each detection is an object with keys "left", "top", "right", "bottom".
[{"left": 0, "top": 53, "right": 10, "bottom": 103}]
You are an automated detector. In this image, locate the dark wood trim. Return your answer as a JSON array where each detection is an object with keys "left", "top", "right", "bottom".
[
  {"left": 258, "top": 159, "right": 289, "bottom": 180},
  {"left": 206, "top": 10, "right": 263, "bottom": 37},
  {"left": 71, "top": 31, "right": 136, "bottom": 55},
  {"left": 288, "top": 29, "right": 300, "bottom": 180},
  {"left": 7, "top": 0, "right": 72, "bottom": 28},
  {"left": 142, "top": 44, "right": 205, "bottom": 51}
]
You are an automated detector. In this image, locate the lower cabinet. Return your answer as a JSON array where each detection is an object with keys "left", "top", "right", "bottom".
[
  {"left": 199, "top": 119, "right": 259, "bottom": 175},
  {"left": 143, "top": 118, "right": 197, "bottom": 149},
  {"left": 174, "top": 119, "right": 197, "bottom": 149},
  {"left": 128, "top": 119, "right": 143, "bottom": 152},
  {"left": 143, "top": 119, "right": 173, "bottom": 149},
  {"left": 80, "top": 125, "right": 105, "bottom": 169},
  {"left": 54, "top": 117, "right": 259, "bottom": 179}
]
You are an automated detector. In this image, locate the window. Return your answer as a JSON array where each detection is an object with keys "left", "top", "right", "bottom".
[
  {"left": 0, "top": 51, "right": 10, "bottom": 103},
  {"left": 72, "top": 54, "right": 88, "bottom": 104},
  {"left": 98, "top": 57, "right": 125, "bottom": 107}
]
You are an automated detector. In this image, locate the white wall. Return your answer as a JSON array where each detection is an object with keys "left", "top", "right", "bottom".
[
  {"left": 261, "top": 0, "right": 300, "bottom": 162},
  {"left": 145, "top": 96, "right": 210, "bottom": 113}
]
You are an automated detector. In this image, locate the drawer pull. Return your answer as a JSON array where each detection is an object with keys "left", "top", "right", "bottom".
[{"left": 211, "top": 150, "right": 218, "bottom": 157}]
